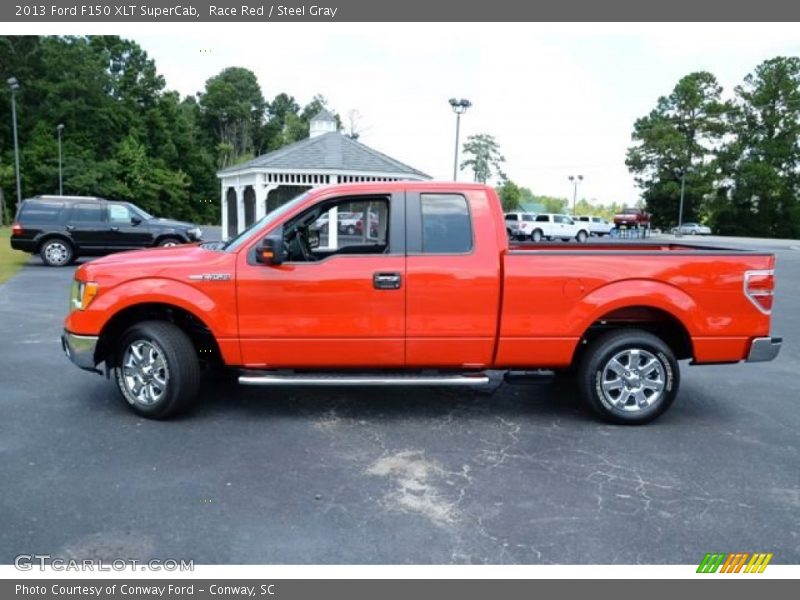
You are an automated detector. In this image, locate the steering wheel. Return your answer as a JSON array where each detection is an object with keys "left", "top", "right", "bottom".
[{"left": 294, "top": 229, "right": 314, "bottom": 262}]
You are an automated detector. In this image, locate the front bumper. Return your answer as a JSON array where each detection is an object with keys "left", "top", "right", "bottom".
[
  {"left": 746, "top": 336, "right": 782, "bottom": 362},
  {"left": 61, "top": 330, "right": 101, "bottom": 373}
]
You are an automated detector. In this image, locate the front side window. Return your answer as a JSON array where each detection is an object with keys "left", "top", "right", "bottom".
[
  {"left": 281, "top": 196, "right": 390, "bottom": 262},
  {"left": 420, "top": 194, "right": 472, "bottom": 254},
  {"left": 108, "top": 204, "right": 133, "bottom": 223}
]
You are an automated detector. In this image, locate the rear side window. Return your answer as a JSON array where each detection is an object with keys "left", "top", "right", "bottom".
[
  {"left": 522, "top": 214, "right": 534, "bottom": 221},
  {"left": 505, "top": 214, "right": 517, "bottom": 221},
  {"left": 18, "top": 201, "right": 65, "bottom": 223},
  {"left": 421, "top": 194, "right": 472, "bottom": 254},
  {"left": 71, "top": 203, "right": 104, "bottom": 222},
  {"left": 535, "top": 214, "right": 549, "bottom": 222}
]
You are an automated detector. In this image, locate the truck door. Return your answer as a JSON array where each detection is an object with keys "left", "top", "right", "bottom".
[
  {"left": 405, "top": 189, "right": 502, "bottom": 368},
  {"left": 236, "top": 191, "right": 406, "bottom": 368}
]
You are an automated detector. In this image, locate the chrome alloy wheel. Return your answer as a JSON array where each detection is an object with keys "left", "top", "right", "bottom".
[
  {"left": 44, "top": 241, "right": 70, "bottom": 265},
  {"left": 599, "top": 348, "right": 666, "bottom": 411},
  {"left": 121, "top": 340, "right": 170, "bottom": 406}
]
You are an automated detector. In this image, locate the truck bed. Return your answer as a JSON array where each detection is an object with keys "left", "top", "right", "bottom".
[{"left": 496, "top": 241, "right": 774, "bottom": 368}]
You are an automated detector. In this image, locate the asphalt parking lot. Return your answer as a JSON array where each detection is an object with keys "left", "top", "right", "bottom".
[{"left": 1, "top": 233, "right": 798, "bottom": 565}]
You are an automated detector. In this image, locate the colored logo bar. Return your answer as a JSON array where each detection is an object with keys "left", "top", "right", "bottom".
[{"left": 697, "top": 552, "right": 773, "bottom": 573}]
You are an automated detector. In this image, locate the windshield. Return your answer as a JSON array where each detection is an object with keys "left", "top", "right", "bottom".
[{"left": 224, "top": 191, "right": 312, "bottom": 252}]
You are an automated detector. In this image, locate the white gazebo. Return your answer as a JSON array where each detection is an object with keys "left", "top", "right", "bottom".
[{"left": 217, "top": 110, "right": 431, "bottom": 238}]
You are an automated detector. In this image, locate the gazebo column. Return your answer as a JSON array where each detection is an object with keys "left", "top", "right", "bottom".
[
  {"left": 236, "top": 186, "right": 246, "bottom": 234},
  {"left": 220, "top": 181, "right": 228, "bottom": 239},
  {"left": 256, "top": 184, "right": 279, "bottom": 220}
]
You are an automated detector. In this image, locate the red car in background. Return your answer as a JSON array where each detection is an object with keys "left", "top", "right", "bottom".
[{"left": 614, "top": 207, "right": 651, "bottom": 229}]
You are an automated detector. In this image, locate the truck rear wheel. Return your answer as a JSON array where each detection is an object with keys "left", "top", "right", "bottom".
[
  {"left": 114, "top": 321, "right": 200, "bottom": 419},
  {"left": 577, "top": 329, "right": 679, "bottom": 424},
  {"left": 532, "top": 229, "right": 543, "bottom": 242}
]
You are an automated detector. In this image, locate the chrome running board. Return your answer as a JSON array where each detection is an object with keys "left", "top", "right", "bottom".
[{"left": 238, "top": 372, "right": 490, "bottom": 387}]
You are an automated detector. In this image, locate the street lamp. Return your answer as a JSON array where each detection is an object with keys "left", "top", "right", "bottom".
[
  {"left": 57, "top": 124, "right": 65, "bottom": 195},
  {"left": 568, "top": 174, "right": 583, "bottom": 215},
  {"left": 8, "top": 77, "right": 21, "bottom": 209},
  {"left": 449, "top": 98, "right": 471, "bottom": 181}
]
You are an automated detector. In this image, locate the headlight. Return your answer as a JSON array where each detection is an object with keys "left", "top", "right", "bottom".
[
  {"left": 187, "top": 227, "right": 202, "bottom": 240},
  {"left": 70, "top": 280, "right": 99, "bottom": 311}
]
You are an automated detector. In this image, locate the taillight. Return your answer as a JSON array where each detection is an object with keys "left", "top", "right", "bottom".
[
  {"left": 11, "top": 223, "right": 23, "bottom": 236},
  {"left": 744, "top": 270, "right": 775, "bottom": 314}
]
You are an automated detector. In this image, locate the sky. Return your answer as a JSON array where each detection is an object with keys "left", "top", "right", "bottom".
[{"left": 85, "top": 23, "right": 800, "bottom": 205}]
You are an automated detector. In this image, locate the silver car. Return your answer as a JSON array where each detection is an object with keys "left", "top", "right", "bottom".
[{"left": 672, "top": 222, "right": 712, "bottom": 235}]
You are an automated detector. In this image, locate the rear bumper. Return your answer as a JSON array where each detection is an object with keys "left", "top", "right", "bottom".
[
  {"left": 10, "top": 237, "right": 35, "bottom": 252},
  {"left": 746, "top": 336, "right": 782, "bottom": 362},
  {"left": 61, "top": 330, "right": 101, "bottom": 373}
]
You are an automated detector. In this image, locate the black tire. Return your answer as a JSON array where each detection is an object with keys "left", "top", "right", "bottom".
[
  {"left": 157, "top": 237, "right": 182, "bottom": 247},
  {"left": 576, "top": 230, "right": 588, "bottom": 243},
  {"left": 114, "top": 321, "right": 200, "bottom": 419},
  {"left": 577, "top": 329, "right": 679, "bottom": 425},
  {"left": 532, "top": 229, "right": 543, "bottom": 242},
  {"left": 346, "top": 225, "right": 356, "bottom": 236},
  {"left": 40, "top": 238, "right": 74, "bottom": 267}
]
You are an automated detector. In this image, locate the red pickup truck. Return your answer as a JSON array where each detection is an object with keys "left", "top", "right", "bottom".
[
  {"left": 614, "top": 207, "right": 651, "bottom": 230},
  {"left": 62, "top": 182, "right": 780, "bottom": 424}
]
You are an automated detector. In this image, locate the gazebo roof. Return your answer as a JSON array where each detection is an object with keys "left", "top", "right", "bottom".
[{"left": 218, "top": 132, "right": 430, "bottom": 179}]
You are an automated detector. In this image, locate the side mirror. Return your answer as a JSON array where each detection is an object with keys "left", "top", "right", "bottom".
[
  {"left": 131, "top": 216, "right": 142, "bottom": 226},
  {"left": 255, "top": 237, "right": 284, "bottom": 266}
]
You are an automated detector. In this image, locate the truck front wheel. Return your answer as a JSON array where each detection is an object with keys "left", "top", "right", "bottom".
[
  {"left": 577, "top": 329, "right": 679, "bottom": 424},
  {"left": 114, "top": 321, "right": 200, "bottom": 419}
]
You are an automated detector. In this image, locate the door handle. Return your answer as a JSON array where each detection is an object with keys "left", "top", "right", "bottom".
[
  {"left": 373, "top": 272, "right": 402, "bottom": 290},
  {"left": 110, "top": 226, "right": 120, "bottom": 232}
]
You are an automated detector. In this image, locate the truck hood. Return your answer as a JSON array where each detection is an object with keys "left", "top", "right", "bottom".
[{"left": 76, "top": 244, "right": 231, "bottom": 282}]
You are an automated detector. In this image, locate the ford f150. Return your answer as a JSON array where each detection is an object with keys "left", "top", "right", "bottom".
[{"left": 61, "top": 182, "right": 781, "bottom": 424}]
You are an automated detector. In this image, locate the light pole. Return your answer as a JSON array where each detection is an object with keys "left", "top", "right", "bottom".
[
  {"left": 568, "top": 174, "right": 583, "bottom": 215},
  {"left": 8, "top": 77, "right": 21, "bottom": 209},
  {"left": 449, "top": 98, "right": 471, "bottom": 181},
  {"left": 57, "top": 123, "right": 65, "bottom": 195}
]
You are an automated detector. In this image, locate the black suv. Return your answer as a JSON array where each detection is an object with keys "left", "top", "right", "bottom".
[{"left": 10, "top": 195, "right": 203, "bottom": 266}]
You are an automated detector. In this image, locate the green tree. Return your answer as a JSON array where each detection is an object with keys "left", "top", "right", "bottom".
[
  {"left": 199, "top": 67, "right": 266, "bottom": 168},
  {"left": 496, "top": 179, "right": 521, "bottom": 212},
  {"left": 712, "top": 57, "right": 800, "bottom": 237},
  {"left": 626, "top": 72, "right": 729, "bottom": 228},
  {"left": 460, "top": 133, "right": 506, "bottom": 183}
]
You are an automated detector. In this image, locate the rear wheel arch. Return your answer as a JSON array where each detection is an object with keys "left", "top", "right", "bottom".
[
  {"left": 36, "top": 233, "right": 74, "bottom": 255},
  {"left": 573, "top": 305, "right": 694, "bottom": 367}
]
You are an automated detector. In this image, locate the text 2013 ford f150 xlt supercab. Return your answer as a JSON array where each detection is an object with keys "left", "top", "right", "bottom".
[{"left": 62, "top": 182, "right": 781, "bottom": 424}]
